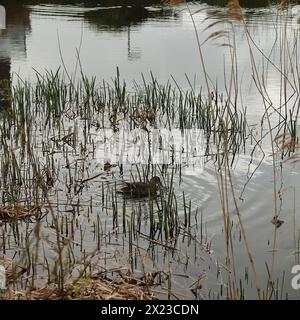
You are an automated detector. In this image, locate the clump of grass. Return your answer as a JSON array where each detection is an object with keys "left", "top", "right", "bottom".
[
  {"left": 3, "top": 268, "right": 158, "bottom": 300},
  {"left": 0, "top": 204, "right": 41, "bottom": 222}
]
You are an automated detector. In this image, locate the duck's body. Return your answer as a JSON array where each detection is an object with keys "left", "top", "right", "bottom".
[{"left": 118, "top": 176, "right": 161, "bottom": 197}]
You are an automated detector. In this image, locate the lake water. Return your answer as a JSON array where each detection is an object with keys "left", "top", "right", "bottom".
[
  {"left": 0, "top": 1, "right": 299, "bottom": 113},
  {"left": 1, "top": 0, "right": 300, "bottom": 299},
  {"left": 1, "top": 1, "right": 300, "bottom": 124}
]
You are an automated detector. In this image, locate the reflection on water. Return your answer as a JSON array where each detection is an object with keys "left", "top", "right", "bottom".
[
  {"left": 0, "top": 0, "right": 300, "bottom": 88},
  {"left": 0, "top": 0, "right": 182, "bottom": 82},
  {"left": 0, "top": 2, "right": 30, "bottom": 81},
  {"left": 0, "top": 1, "right": 299, "bottom": 91}
]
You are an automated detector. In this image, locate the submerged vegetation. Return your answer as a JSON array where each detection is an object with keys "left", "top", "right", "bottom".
[
  {"left": 0, "top": 68, "right": 248, "bottom": 299},
  {"left": 0, "top": 0, "right": 300, "bottom": 300}
]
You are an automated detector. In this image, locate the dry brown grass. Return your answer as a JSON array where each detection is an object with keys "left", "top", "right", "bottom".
[
  {"left": 163, "top": 0, "right": 186, "bottom": 5},
  {"left": 2, "top": 268, "right": 159, "bottom": 300},
  {"left": 275, "top": 134, "right": 300, "bottom": 163},
  {"left": 227, "top": 0, "right": 243, "bottom": 21},
  {"left": 277, "top": 0, "right": 292, "bottom": 11},
  {"left": 0, "top": 204, "right": 42, "bottom": 222},
  {"left": 275, "top": 133, "right": 299, "bottom": 152}
]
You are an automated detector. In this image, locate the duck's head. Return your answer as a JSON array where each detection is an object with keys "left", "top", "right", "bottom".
[{"left": 149, "top": 176, "right": 161, "bottom": 190}]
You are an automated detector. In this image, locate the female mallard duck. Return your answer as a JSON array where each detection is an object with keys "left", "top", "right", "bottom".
[{"left": 118, "top": 176, "right": 161, "bottom": 197}]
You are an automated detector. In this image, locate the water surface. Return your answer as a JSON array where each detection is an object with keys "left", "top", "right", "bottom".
[{"left": 1, "top": 0, "right": 300, "bottom": 299}]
